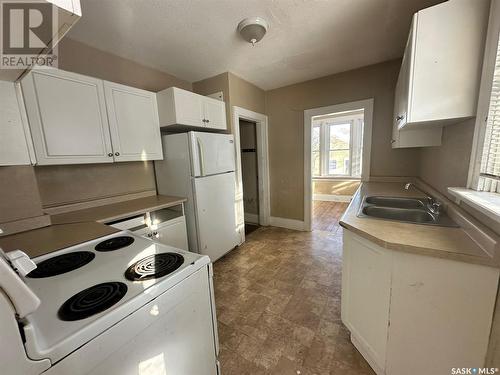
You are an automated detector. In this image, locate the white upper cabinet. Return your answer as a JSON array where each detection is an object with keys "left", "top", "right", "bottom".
[
  {"left": 21, "top": 69, "right": 114, "bottom": 165},
  {"left": 0, "top": 82, "right": 35, "bottom": 166},
  {"left": 104, "top": 81, "right": 163, "bottom": 162},
  {"left": 392, "top": 0, "right": 489, "bottom": 147},
  {"left": 157, "top": 87, "right": 228, "bottom": 131}
]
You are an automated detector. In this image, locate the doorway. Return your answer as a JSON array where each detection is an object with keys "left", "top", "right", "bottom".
[
  {"left": 304, "top": 99, "right": 374, "bottom": 232},
  {"left": 233, "top": 106, "right": 270, "bottom": 241},
  {"left": 239, "top": 120, "right": 260, "bottom": 235}
]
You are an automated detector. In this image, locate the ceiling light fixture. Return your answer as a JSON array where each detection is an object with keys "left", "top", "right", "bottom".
[{"left": 237, "top": 17, "right": 268, "bottom": 46}]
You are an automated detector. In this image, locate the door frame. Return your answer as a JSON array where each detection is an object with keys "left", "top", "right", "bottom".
[
  {"left": 303, "top": 99, "right": 374, "bottom": 231},
  {"left": 232, "top": 106, "right": 271, "bottom": 230}
]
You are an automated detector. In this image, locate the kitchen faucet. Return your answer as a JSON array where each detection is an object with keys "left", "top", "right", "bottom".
[{"left": 404, "top": 182, "right": 442, "bottom": 215}]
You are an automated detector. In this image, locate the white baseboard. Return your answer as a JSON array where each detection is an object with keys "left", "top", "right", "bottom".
[
  {"left": 244, "top": 213, "right": 259, "bottom": 224},
  {"left": 269, "top": 216, "right": 305, "bottom": 231},
  {"left": 313, "top": 194, "right": 352, "bottom": 202}
]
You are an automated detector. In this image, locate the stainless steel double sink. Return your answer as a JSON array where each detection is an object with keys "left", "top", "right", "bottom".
[{"left": 357, "top": 196, "right": 458, "bottom": 227}]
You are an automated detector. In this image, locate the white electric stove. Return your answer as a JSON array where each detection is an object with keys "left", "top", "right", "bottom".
[{"left": 0, "top": 231, "right": 220, "bottom": 375}]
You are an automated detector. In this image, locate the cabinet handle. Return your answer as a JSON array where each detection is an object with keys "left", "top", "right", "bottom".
[
  {"left": 391, "top": 139, "right": 396, "bottom": 144},
  {"left": 202, "top": 119, "right": 207, "bottom": 123},
  {"left": 206, "top": 119, "right": 210, "bottom": 123},
  {"left": 396, "top": 115, "right": 404, "bottom": 121},
  {"left": 108, "top": 153, "right": 113, "bottom": 157},
  {"left": 115, "top": 152, "right": 120, "bottom": 156}
]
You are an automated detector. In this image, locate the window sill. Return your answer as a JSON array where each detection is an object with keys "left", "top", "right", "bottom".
[
  {"left": 448, "top": 187, "right": 500, "bottom": 223},
  {"left": 313, "top": 176, "right": 361, "bottom": 181}
]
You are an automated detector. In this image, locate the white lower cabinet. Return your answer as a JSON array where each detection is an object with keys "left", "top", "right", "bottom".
[
  {"left": 342, "top": 230, "right": 499, "bottom": 375},
  {"left": 341, "top": 231, "right": 392, "bottom": 374}
]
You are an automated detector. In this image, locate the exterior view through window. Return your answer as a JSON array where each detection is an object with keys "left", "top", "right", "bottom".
[{"left": 312, "top": 109, "right": 364, "bottom": 178}]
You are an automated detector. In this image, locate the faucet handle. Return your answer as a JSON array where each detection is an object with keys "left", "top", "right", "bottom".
[{"left": 430, "top": 201, "right": 442, "bottom": 215}]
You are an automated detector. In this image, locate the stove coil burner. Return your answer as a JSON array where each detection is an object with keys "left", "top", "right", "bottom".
[
  {"left": 95, "top": 236, "right": 135, "bottom": 252},
  {"left": 27, "top": 251, "right": 95, "bottom": 278},
  {"left": 58, "top": 282, "right": 128, "bottom": 321},
  {"left": 125, "top": 253, "right": 184, "bottom": 281}
]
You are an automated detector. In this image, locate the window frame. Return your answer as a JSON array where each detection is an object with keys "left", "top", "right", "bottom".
[
  {"left": 468, "top": 0, "right": 500, "bottom": 190},
  {"left": 312, "top": 114, "right": 364, "bottom": 179}
]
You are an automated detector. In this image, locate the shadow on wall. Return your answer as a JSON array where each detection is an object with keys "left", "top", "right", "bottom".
[{"left": 313, "top": 179, "right": 360, "bottom": 196}]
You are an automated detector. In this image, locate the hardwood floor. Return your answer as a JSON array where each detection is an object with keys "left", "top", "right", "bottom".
[
  {"left": 212, "top": 206, "right": 374, "bottom": 374},
  {"left": 312, "top": 201, "right": 349, "bottom": 232}
]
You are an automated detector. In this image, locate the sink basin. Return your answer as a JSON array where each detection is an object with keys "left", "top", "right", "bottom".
[
  {"left": 362, "top": 206, "right": 435, "bottom": 223},
  {"left": 358, "top": 195, "right": 459, "bottom": 227},
  {"left": 365, "top": 196, "right": 425, "bottom": 209}
]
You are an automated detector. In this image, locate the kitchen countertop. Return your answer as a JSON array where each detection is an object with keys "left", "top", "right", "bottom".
[
  {"left": 51, "top": 195, "right": 187, "bottom": 225},
  {"left": 0, "top": 222, "right": 120, "bottom": 258},
  {"left": 340, "top": 182, "right": 497, "bottom": 267},
  {"left": 0, "top": 195, "right": 186, "bottom": 258}
]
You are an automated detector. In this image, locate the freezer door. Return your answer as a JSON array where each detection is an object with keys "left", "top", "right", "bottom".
[
  {"left": 189, "top": 132, "right": 235, "bottom": 177},
  {"left": 193, "top": 172, "right": 238, "bottom": 261}
]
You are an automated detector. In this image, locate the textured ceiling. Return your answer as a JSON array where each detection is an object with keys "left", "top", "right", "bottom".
[{"left": 68, "top": 0, "right": 444, "bottom": 90}]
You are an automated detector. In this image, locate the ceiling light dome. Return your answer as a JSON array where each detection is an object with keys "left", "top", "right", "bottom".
[{"left": 237, "top": 17, "right": 269, "bottom": 46}]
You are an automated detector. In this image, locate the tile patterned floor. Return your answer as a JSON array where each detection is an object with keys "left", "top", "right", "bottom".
[{"left": 213, "top": 205, "right": 375, "bottom": 375}]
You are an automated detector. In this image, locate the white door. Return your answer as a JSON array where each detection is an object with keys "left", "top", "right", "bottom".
[
  {"left": 189, "top": 132, "right": 235, "bottom": 177},
  {"left": 193, "top": 172, "right": 238, "bottom": 261},
  {"left": 0, "top": 82, "right": 33, "bottom": 166},
  {"left": 104, "top": 81, "right": 163, "bottom": 162},
  {"left": 203, "top": 98, "right": 227, "bottom": 130},
  {"left": 21, "top": 69, "right": 113, "bottom": 165}
]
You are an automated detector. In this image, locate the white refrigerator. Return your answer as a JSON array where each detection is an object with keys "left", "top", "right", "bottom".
[{"left": 154, "top": 131, "right": 241, "bottom": 261}]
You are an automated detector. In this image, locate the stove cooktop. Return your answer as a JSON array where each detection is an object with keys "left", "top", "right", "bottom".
[
  {"left": 125, "top": 253, "right": 185, "bottom": 281},
  {"left": 58, "top": 282, "right": 128, "bottom": 321},
  {"left": 94, "top": 236, "right": 135, "bottom": 252},
  {"left": 21, "top": 231, "right": 210, "bottom": 363},
  {"left": 27, "top": 251, "right": 95, "bottom": 278}
]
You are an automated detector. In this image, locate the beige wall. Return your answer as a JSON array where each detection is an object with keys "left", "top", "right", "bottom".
[
  {"left": 266, "top": 59, "right": 420, "bottom": 220},
  {"left": 313, "top": 180, "right": 361, "bottom": 196},
  {"left": 228, "top": 72, "right": 266, "bottom": 116},
  {"left": 418, "top": 119, "right": 475, "bottom": 198},
  {"left": 0, "top": 166, "right": 43, "bottom": 223},
  {"left": 193, "top": 72, "right": 266, "bottom": 133},
  {"left": 35, "top": 162, "right": 156, "bottom": 208},
  {"left": 58, "top": 38, "right": 191, "bottom": 92}
]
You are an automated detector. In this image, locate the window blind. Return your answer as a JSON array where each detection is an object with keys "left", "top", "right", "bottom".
[{"left": 479, "top": 36, "right": 500, "bottom": 193}]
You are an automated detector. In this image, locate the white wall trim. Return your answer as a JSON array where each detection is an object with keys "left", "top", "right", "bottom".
[
  {"left": 244, "top": 213, "right": 259, "bottom": 224},
  {"left": 313, "top": 194, "right": 352, "bottom": 202},
  {"left": 467, "top": 0, "right": 500, "bottom": 189},
  {"left": 232, "top": 106, "right": 271, "bottom": 237},
  {"left": 269, "top": 216, "right": 305, "bottom": 231},
  {"left": 304, "top": 98, "right": 374, "bottom": 231}
]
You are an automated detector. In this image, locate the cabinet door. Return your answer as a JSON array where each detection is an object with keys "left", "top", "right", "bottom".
[
  {"left": 104, "top": 81, "right": 163, "bottom": 162},
  {"left": 174, "top": 88, "right": 205, "bottom": 127},
  {"left": 154, "top": 217, "right": 189, "bottom": 251},
  {"left": 341, "top": 231, "right": 391, "bottom": 373},
  {"left": 386, "top": 252, "right": 499, "bottom": 374},
  {"left": 0, "top": 82, "right": 33, "bottom": 166},
  {"left": 204, "top": 98, "right": 227, "bottom": 130},
  {"left": 21, "top": 69, "right": 113, "bottom": 165}
]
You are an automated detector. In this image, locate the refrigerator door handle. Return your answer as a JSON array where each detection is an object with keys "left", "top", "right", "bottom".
[{"left": 196, "top": 137, "right": 205, "bottom": 176}]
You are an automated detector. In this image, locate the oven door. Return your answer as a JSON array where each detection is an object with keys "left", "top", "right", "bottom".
[{"left": 45, "top": 266, "right": 218, "bottom": 375}]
